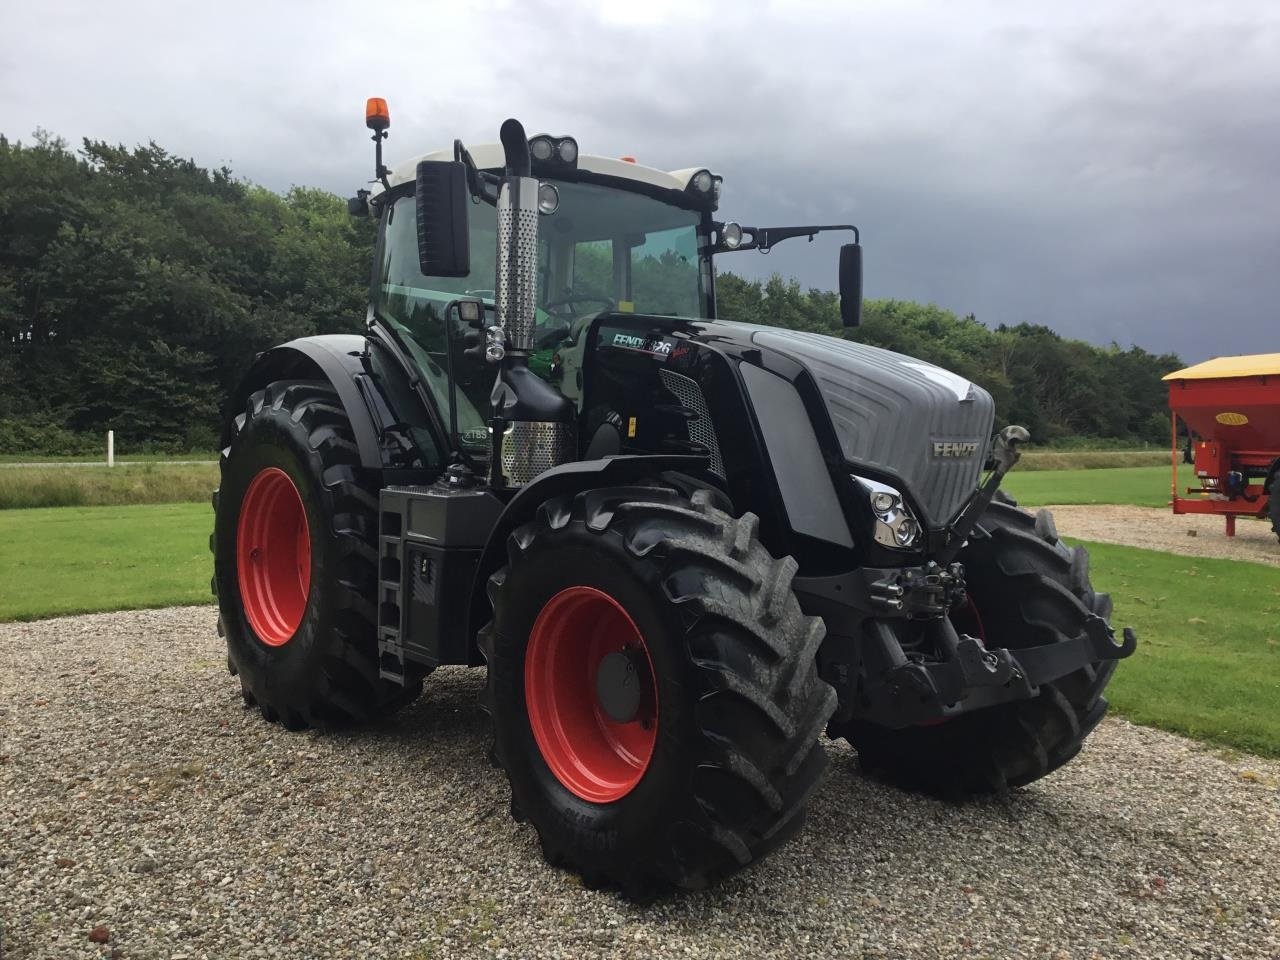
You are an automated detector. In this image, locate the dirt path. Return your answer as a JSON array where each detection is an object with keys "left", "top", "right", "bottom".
[{"left": 1041, "top": 503, "right": 1280, "bottom": 567}]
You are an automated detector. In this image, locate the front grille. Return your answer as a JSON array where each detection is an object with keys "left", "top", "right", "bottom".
[{"left": 659, "top": 369, "right": 725, "bottom": 478}]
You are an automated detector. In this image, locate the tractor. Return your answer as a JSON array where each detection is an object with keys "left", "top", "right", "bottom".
[{"left": 211, "top": 100, "right": 1136, "bottom": 896}]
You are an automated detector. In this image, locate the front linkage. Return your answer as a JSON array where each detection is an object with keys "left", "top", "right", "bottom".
[
  {"left": 802, "top": 426, "right": 1137, "bottom": 731},
  {"left": 856, "top": 563, "right": 1135, "bottom": 727}
]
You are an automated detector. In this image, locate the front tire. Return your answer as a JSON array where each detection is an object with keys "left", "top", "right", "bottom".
[
  {"left": 1270, "top": 485, "right": 1279, "bottom": 544},
  {"left": 212, "top": 379, "right": 421, "bottom": 729},
  {"left": 481, "top": 486, "right": 835, "bottom": 896},
  {"left": 832, "top": 500, "right": 1117, "bottom": 797}
]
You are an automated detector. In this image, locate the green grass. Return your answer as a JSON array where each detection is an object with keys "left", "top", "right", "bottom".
[
  {"left": 1003, "top": 465, "right": 1171, "bottom": 507},
  {"left": 0, "top": 462, "right": 219, "bottom": 509},
  {"left": 1082, "top": 540, "right": 1280, "bottom": 758},
  {"left": 1, "top": 502, "right": 1276, "bottom": 758},
  {"left": 1017, "top": 449, "right": 1170, "bottom": 471},
  {"left": 0, "top": 451, "right": 217, "bottom": 463},
  {"left": 0, "top": 503, "right": 212, "bottom": 621}
]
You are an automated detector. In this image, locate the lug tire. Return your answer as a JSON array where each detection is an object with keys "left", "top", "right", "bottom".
[
  {"left": 832, "top": 499, "right": 1117, "bottom": 797},
  {"left": 1270, "top": 486, "right": 1279, "bottom": 544},
  {"left": 480, "top": 486, "right": 836, "bottom": 897},
  {"left": 211, "top": 379, "right": 423, "bottom": 729}
]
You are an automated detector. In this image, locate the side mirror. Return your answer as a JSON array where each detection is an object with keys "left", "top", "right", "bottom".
[
  {"left": 415, "top": 160, "right": 471, "bottom": 278},
  {"left": 839, "top": 243, "right": 862, "bottom": 327}
]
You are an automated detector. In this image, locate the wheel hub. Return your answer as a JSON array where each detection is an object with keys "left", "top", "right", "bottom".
[
  {"left": 524, "top": 586, "right": 658, "bottom": 803},
  {"left": 595, "top": 649, "right": 645, "bottom": 724}
]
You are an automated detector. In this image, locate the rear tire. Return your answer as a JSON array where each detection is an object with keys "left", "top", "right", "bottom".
[
  {"left": 831, "top": 499, "right": 1117, "bottom": 797},
  {"left": 212, "top": 379, "right": 422, "bottom": 729},
  {"left": 480, "top": 486, "right": 836, "bottom": 897}
]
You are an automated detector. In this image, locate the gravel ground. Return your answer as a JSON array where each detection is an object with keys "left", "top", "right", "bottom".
[
  {"left": 3, "top": 606, "right": 1279, "bottom": 960},
  {"left": 1043, "top": 504, "right": 1280, "bottom": 568}
]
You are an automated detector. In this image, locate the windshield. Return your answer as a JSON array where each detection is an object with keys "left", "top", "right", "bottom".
[{"left": 375, "top": 179, "right": 705, "bottom": 451}]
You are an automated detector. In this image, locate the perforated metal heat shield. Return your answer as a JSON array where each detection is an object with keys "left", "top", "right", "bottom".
[{"left": 495, "top": 177, "right": 540, "bottom": 352}]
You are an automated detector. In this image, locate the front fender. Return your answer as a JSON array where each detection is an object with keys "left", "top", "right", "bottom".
[{"left": 464, "top": 454, "right": 711, "bottom": 652}]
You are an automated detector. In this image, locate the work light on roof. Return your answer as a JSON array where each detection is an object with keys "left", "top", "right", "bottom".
[
  {"left": 690, "top": 169, "right": 713, "bottom": 194},
  {"left": 528, "top": 135, "right": 579, "bottom": 169},
  {"left": 530, "top": 136, "right": 555, "bottom": 162}
]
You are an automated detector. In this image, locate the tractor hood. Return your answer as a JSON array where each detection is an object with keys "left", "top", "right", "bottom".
[{"left": 750, "top": 328, "right": 995, "bottom": 526}]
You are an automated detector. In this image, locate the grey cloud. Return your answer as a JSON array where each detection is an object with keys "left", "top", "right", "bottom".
[{"left": 2, "top": 0, "right": 1276, "bottom": 361}]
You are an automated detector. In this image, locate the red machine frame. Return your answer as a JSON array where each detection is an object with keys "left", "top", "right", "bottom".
[{"left": 1166, "top": 354, "right": 1280, "bottom": 537}]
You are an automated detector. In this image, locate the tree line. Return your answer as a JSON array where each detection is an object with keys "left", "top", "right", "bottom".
[{"left": 0, "top": 133, "right": 1182, "bottom": 454}]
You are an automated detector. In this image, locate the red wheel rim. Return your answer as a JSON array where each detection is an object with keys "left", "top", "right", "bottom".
[
  {"left": 524, "top": 586, "right": 658, "bottom": 803},
  {"left": 236, "top": 467, "right": 311, "bottom": 647}
]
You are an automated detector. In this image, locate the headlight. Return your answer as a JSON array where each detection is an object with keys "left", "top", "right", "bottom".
[
  {"left": 721, "top": 221, "right": 744, "bottom": 249},
  {"left": 856, "top": 476, "right": 922, "bottom": 550},
  {"left": 871, "top": 491, "right": 897, "bottom": 514},
  {"left": 537, "top": 181, "right": 560, "bottom": 215}
]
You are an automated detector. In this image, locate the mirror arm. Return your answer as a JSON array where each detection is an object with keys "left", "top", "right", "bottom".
[
  {"left": 712, "top": 222, "right": 859, "bottom": 255},
  {"left": 454, "top": 139, "right": 501, "bottom": 206}
]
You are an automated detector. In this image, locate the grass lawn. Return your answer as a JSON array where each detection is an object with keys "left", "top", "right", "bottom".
[
  {"left": 0, "top": 462, "right": 219, "bottom": 509},
  {"left": 1018, "top": 449, "right": 1169, "bottom": 471},
  {"left": 0, "top": 451, "right": 216, "bottom": 463},
  {"left": 1081, "top": 540, "right": 1280, "bottom": 758},
  {"left": 0, "top": 503, "right": 212, "bottom": 621},
  {"left": 1003, "top": 465, "right": 1171, "bottom": 508},
  {"left": 1, "top": 502, "right": 1276, "bottom": 758}
]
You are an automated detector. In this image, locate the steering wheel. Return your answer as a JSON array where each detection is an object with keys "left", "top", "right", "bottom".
[{"left": 542, "top": 295, "right": 615, "bottom": 318}]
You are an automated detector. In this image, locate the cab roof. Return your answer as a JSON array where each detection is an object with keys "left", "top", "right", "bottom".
[
  {"left": 374, "top": 142, "right": 711, "bottom": 197},
  {"left": 1163, "top": 353, "right": 1280, "bottom": 381}
]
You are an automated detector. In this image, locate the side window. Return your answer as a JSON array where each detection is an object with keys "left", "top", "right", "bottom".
[
  {"left": 572, "top": 240, "right": 614, "bottom": 301},
  {"left": 379, "top": 197, "right": 443, "bottom": 354}
]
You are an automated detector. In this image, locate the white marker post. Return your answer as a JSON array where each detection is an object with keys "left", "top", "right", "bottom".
[{"left": 107, "top": 430, "right": 115, "bottom": 468}]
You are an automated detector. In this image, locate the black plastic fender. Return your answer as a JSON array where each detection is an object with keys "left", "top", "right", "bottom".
[
  {"left": 222, "top": 334, "right": 442, "bottom": 472},
  {"left": 223, "top": 336, "right": 382, "bottom": 467},
  {"left": 464, "top": 453, "right": 712, "bottom": 654}
]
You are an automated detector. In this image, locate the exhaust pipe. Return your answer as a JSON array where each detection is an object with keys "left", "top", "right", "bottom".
[
  {"left": 494, "top": 175, "right": 540, "bottom": 353},
  {"left": 488, "top": 119, "right": 576, "bottom": 487}
]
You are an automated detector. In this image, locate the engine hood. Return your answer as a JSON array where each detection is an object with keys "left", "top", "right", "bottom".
[{"left": 750, "top": 328, "right": 995, "bottom": 525}]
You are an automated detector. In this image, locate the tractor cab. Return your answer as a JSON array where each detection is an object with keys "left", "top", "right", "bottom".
[{"left": 366, "top": 142, "right": 717, "bottom": 454}]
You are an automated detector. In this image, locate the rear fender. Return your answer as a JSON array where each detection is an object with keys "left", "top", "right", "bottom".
[{"left": 223, "top": 334, "right": 438, "bottom": 472}]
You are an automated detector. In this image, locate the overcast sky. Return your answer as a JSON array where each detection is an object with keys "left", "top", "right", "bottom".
[{"left": 3, "top": 0, "right": 1277, "bottom": 361}]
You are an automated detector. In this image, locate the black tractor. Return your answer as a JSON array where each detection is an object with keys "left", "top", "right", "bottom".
[{"left": 211, "top": 101, "right": 1135, "bottom": 897}]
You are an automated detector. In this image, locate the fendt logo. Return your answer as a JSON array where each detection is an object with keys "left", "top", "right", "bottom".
[
  {"left": 932, "top": 440, "right": 979, "bottom": 458},
  {"left": 611, "top": 333, "right": 673, "bottom": 357}
]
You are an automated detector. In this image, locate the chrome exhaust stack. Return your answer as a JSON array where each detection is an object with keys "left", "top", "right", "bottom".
[
  {"left": 488, "top": 119, "right": 576, "bottom": 487},
  {"left": 494, "top": 175, "right": 540, "bottom": 354}
]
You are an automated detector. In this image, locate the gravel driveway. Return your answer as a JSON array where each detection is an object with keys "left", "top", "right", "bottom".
[
  {"left": 3, "top": 606, "right": 1278, "bottom": 960},
  {"left": 1043, "top": 504, "right": 1279, "bottom": 568}
]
